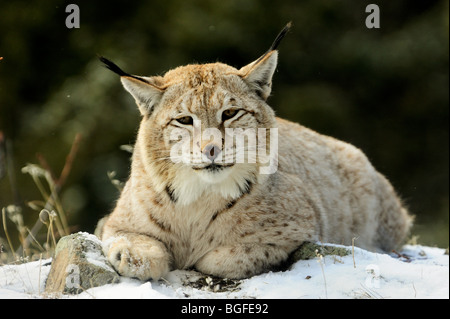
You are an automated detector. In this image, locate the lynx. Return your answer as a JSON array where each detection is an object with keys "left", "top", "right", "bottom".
[{"left": 97, "top": 23, "right": 412, "bottom": 280}]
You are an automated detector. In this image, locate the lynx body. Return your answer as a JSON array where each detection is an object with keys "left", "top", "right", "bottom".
[{"left": 98, "top": 25, "right": 412, "bottom": 280}]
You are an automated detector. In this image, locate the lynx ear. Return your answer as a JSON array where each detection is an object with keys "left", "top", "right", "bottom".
[
  {"left": 239, "top": 22, "right": 291, "bottom": 100},
  {"left": 99, "top": 56, "right": 165, "bottom": 116},
  {"left": 120, "top": 76, "right": 165, "bottom": 116},
  {"left": 239, "top": 51, "right": 278, "bottom": 100}
]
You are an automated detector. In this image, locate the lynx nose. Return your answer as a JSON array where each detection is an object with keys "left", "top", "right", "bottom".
[{"left": 202, "top": 143, "right": 222, "bottom": 162}]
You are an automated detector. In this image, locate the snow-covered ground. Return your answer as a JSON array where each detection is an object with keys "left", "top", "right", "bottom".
[{"left": 0, "top": 244, "right": 448, "bottom": 299}]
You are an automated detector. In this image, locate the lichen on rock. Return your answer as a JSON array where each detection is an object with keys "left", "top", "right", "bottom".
[{"left": 289, "top": 242, "right": 350, "bottom": 262}]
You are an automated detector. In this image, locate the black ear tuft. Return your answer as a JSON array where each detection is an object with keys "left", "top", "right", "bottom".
[
  {"left": 98, "top": 56, "right": 149, "bottom": 84},
  {"left": 98, "top": 56, "right": 129, "bottom": 76},
  {"left": 269, "top": 22, "right": 292, "bottom": 52},
  {"left": 253, "top": 22, "right": 292, "bottom": 66}
]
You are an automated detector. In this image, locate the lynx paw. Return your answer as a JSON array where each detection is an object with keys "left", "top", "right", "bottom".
[{"left": 104, "top": 236, "right": 170, "bottom": 281}]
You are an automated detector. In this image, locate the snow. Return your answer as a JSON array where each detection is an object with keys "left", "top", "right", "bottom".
[
  {"left": 0, "top": 244, "right": 448, "bottom": 299},
  {"left": 79, "top": 232, "right": 116, "bottom": 273}
]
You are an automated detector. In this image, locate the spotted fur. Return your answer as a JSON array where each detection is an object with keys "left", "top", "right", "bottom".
[{"left": 98, "top": 24, "right": 412, "bottom": 280}]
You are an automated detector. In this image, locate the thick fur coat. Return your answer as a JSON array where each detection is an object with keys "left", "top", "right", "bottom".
[{"left": 98, "top": 25, "right": 412, "bottom": 280}]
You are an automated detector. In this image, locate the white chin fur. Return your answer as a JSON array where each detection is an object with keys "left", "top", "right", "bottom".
[{"left": 171, "top": 164, "right": 258, "bottom": 206}]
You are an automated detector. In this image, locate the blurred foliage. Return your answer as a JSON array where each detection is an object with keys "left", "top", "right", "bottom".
[{"left": 0, "top": 0, "right": 448, "bottom": 248}]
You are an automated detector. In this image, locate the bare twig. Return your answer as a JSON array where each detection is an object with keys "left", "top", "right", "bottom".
[
  {"left": 359, "top": 283, "right": 383, "bottom": 299},
  {"left": 57, "top": 133, "right": 82, "bottom": 189},
  {"left": 316, "top": 249, "right": 328, "bottom": 299},
  {"left": 2, "top": 207, "right": 16, "bottom": 260},
  {"left": 352, "top": 237, "right": 358, "bottom": 268},
  {"left": 38, "top": 254, "right": 43, "bottom": 295},
  {"left": 2, "top": 132, "right": 22, "bottom": 206},
  {"left": 36, "top": 153, "right": 57, "bottom": 184},
  {"left": 25, "top": 227, "right": 45, "bottom": 252},
  {"left": 391, "top": 249, "right": 411, "bottom": 262}
]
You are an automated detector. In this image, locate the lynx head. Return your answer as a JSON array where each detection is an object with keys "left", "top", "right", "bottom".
[{"left": 101, "top": 23, "right": 291, "bottom": 206}]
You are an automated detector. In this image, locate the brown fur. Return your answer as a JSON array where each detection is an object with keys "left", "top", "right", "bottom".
[{"left": 98, "top": 27, "right": 412, "bottom": 280}]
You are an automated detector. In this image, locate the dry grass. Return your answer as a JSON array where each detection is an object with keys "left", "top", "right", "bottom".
[{"left": 1, "top": 133, "right": 82, "bottom": 264}]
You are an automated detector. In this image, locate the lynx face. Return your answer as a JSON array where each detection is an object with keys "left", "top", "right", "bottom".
[
  {"left": 144, "top": 62, "right": 279, "bottom": 205},
  {"left": 101, "top": 47, "right": 282, "bottom": 205}
]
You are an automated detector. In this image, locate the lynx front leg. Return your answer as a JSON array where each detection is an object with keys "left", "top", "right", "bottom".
[
  {"left": 195, "top": 244, "right": 289, "bottom": 279},
  {"left": 103, "top": 232, "right": 171, "bottom": 281}
]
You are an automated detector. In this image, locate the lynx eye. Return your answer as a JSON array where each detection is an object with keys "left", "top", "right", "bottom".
[
  {"left": 175, "top": 116, "right": 194, "bottom": 125},
  {"left": 221, "top": 109, "right": 240, "bottom": 122}
]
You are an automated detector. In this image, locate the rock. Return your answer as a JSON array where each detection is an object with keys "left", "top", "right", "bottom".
[
  {"left": 289, "top": 242, "right": 350, "bottom": 263},
  {"left": 45, "top": 232, "right": 119, "bottom": 295}
]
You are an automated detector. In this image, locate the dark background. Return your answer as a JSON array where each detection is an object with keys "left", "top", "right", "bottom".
[{"left": 0, "top": 0, "right": 448, "bottom": 248}]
